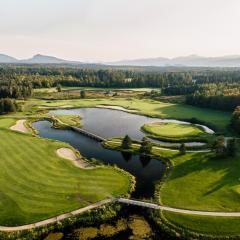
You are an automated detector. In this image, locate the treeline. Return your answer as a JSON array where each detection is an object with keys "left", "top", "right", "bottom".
[
  {"left": 0, "top": 98, "right": 18, "bottom": 114},
  {"left": 231, "top": 107, "right": 240, "bottom": 134},
  {"left": 0, "top": 73, "right": 32, "bottom": 98},
  {"left": 1, "top": 66, "right": 240, "bottom": 104},
  {"left": 186, "top": 95, "right": 240, "bottom": 111},
  {"left": 1, "top": 66, "right": 240, "bottom": 90}
]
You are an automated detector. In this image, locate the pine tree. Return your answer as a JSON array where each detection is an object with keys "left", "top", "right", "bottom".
[{"left": 122, "top": 135, "right": 132, "bottom": 149}]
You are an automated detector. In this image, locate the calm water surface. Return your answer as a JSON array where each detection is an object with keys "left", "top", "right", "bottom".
[
  {"left": 33, "top": 120, "right": 165, "bottom": 198},
  {"left": 33, "top": 108, "right": 213, "bottom": 198},
  {"left": 49, "top": 108, "right": 212, "bottom": 146}
]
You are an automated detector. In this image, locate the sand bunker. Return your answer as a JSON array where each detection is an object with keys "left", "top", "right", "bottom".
[
  {"left": 96, "top": 105, "right": 138, "bottom": 113},
  {"left": 10, "top": 120, "right": 29, "bottom": 133},
  {"left": 56, "top": 148, "right": 94, "bottom": 169}
]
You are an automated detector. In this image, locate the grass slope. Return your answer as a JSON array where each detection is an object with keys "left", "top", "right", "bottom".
[
  {"left": 163, "top": 211, "right": 240, "bottom": 236},
  {"left": 160, "top": 149, "right": 240, "bottom": 211},
  {"left": 0, "top": 118, "right": 132, "bottom": 226}
]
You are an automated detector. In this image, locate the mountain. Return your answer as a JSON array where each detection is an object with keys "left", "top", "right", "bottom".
[
  {"left": 0, "top": 54, "right": 18, "bottom": 63},
  {"left": 20, "top": 54, "right": 79, "bottom": 64},
  {"left": 1, "top": 53, "right": 240, "bottom": 67},
  {"left": 109, "top": 55, "right": 240, "bottom": 67},
  {"left": 109, "top": 57, "right": 169, "bottom": 67}
]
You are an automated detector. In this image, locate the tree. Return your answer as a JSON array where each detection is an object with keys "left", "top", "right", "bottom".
[
  {"left": 140, "top": 137, "right": 152, "bottom": 155},
  {"left": 231, "top": 106, "right": 240, "bottom": 134},
  {"left": 56, "top": 84, "right": 62, "bottom": 92},
  {"left": 212, "top": 136, "right": 226, "bottom": 157},
  {"left": 80, "top": 90, "right": 86, "bottom": 99},
  {"left": 179, "top": 143, "right": 186, "bottom": 155},
  {"left": 121, "top": 135, "right": 132, "bottom": 149},
  {"left": 0, "top": 98, "right": 18, "bottom": 114},
  {"left": 227, "top": 138, "right": 237, "bottom": 157}
]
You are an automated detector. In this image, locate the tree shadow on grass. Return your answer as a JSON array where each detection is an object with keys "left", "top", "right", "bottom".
[{"left": 168, "top": 152, "right": 240, "bottom": 197}]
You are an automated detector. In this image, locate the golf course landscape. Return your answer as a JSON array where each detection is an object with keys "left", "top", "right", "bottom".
[
  {"left": 2, "top": 1, "right": 240, "bottom": 238},
  {"left": 0, "top": 116, "right": 133, "bottom": 226},
  {"left": 0, "top": 89, "right": 239, "bottom": 239}
]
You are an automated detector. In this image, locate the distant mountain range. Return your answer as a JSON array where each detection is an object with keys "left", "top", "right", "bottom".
[
  {"left": 109, "top": 55, "right": 240, "bottom": 67},
  {"left": 0, "top": 54, "right": 82, "bottom": 64},
  {"left": 2, "top": 53, "right": 240, "bottom": 67}
]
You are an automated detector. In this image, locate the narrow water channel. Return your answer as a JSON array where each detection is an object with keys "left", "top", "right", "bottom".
[{"left": 33, "top": 120, "right": 165, "bottom": 198}]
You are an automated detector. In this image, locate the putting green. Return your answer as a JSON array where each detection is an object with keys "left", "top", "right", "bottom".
[
  {"left": 0, "top": 118, "right": 133, "bottom": 226},
  {"left": 142, "top": 122, "right": 205, "bottom": 139}
]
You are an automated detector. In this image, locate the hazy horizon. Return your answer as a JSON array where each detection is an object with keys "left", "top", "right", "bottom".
[{"left": 1, "top": 0, "right": 240, "bottom": 61}]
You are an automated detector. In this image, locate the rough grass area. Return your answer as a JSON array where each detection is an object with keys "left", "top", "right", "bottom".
[
  {"left": 160, "top": 146, "right": 240, "bottom": 211},
  {"left": 0, "top": 118, "right": 133, "bottom": 226},
  {"left": 142, "top": 122, "right": 205, "bottom": 139},
  {"left": 53, "top": 114, "right": 81, "bottom": 127},
  {"left": 27, "top": 98, "right": 230, "bottom": 131},
  {"left": 163, "top": 211, "right": 240, "bottom": 236}
]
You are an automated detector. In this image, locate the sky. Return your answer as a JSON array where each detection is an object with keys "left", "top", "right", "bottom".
[{"left": 1, "top": 0, "right": 240, "bottom": 61}]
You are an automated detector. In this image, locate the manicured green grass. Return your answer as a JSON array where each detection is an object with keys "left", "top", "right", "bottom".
[
  {"left": 53, "top": 114, "right": 81, "bottom": 127},
  {"left": 106, "top": 138, "right": 240, "bottom": 212},
  {"left": 142, "top": 122, "right": 205, "bottom": 139},
  {"left": 103, "top": 138, "right": 177, "bottom": 158},
  {"left": 0, "top": 118, "right": 132, "bottom": 226},
  {"left": 163, "top": 211, "right": 240, "bottom": 236},
  {"left": 27, "top": 98, "right": 230, "bottom": 132},
  {"left": 160, "top": 147, "right": 240, "bottom": 211},
  {"left": 104, "top": 138, "right": 240, "bottom": 236}
]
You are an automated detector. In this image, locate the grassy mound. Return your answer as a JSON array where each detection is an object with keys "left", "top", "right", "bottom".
[
  {"left": 142, "top": 122, "right": 205, "bottom": 141},
  {"left": 0, "top": 118, "right": 133, "bottom": 226}
]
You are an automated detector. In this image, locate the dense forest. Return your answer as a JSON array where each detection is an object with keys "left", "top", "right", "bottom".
[{"left": 0, "top": 65, "right": 240, "bottom": 111}]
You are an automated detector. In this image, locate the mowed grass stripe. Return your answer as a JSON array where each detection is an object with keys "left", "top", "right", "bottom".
[{"left": 0, "top": 118, "right": 132, "bottom": 226}]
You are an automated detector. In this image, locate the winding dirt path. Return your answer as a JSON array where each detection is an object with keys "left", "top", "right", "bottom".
[
  {"left": 0, "top": 199, "right": 112, "bottom": 232},
  {"left": 10, "top": 120, "right": 29, "bottom": 133},
  {"left": 1, "top": 198, "right": 240, "bottom": 232}
]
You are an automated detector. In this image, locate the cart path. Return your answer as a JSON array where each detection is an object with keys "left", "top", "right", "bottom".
[{"left": 2, "top": 198, "right": 240, "bottom": 232}]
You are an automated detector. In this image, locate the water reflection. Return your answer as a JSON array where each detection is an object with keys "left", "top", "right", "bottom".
[{"left": 32, "top": 120, "right": 165, "bottom": 198}]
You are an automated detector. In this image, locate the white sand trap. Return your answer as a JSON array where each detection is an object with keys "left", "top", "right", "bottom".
[
  {"left": 10, "top": 120, "right": 29, "bottom": 133},
  {"left": 56, "top": 148, "right": 94, "bottom": 169},
  {"left": 96, "top": 105, "right": 138, "bottom": 113}
]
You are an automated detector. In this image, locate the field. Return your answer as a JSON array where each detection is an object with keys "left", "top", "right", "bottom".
[
  {"left": 142, "top": 122, "right": 205, "bottom": 139},
  {"left": 0, "top": 118, "right": 132, "bottom": 226},
  {"left": 103, "top": 138, "right": 240, "bottom": 236},
  {"left": 0, "top": 95, "right": 237, "bottom": 236},
  {"left": 26, "top": 98, "right": 230, "bottom": 132},
  {"left": 163, "top": 212, "right": 240, "bottom": 236},
  {"left": 159, "top": 141, "right": 240, "bottom": 235},
  {"left": 160, "top": 148, "right": 240, "bottom": 211}
]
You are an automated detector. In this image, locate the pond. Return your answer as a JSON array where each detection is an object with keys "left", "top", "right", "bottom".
[
  {"left": 49, "top": 107, "right": 213, "bottom": 146},
  {"left": 33, "top": 108, "right": 213, "bottom": 198},
  {"left": 33, "top": 120, "right": 165, "bottom": 198}
]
